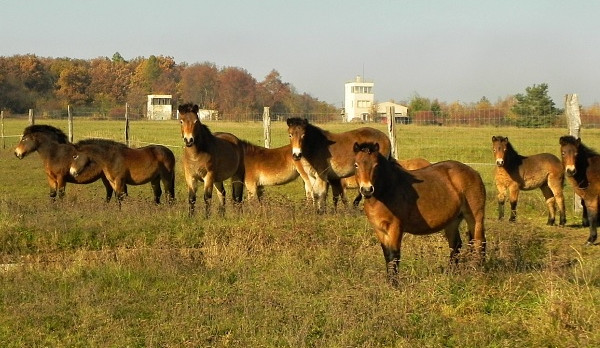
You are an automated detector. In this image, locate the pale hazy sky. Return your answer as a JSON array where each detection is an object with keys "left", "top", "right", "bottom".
[{"left": 2, "top": 0, "right": 599, "bottom": 107}]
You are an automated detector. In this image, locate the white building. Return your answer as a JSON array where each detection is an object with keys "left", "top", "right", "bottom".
[
  {"left": 343, "top": 76, "right": 374, "bottom": 122},
  {"left": 147, "top": 95, "right": 173, "bottom": 120},
  {"left": 376, "top": 101, "right": 409, "bottom": 123}
]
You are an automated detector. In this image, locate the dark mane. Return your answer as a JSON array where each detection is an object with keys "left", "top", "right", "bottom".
[
  {"left": 561, "top": 135, "right": 600, "bottom": 158},
  {"left": 494, "top": 135, "right": 525, "bottom": 168},
  {"left": 75, "top": 138, "right": 128, "bottom": 149},
  {"left": 287, "top": 117, "right": 332, "bottom": 156},
  {"left": 178, "top": 103, "right": 199, "bottom": 114},
  {"left": 239, "top": 139, "right": 266, "bottom": 155},
  {"left": 355, "top": 142, "right": 379, "bottom": 154},
  {"left": 23, "top": 125, "right": 69, "bottom": 143}
]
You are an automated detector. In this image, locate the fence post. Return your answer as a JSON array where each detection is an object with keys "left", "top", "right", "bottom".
[
  {"left": 67, "top": 105, "right": 74, "bottom": 142},
  {"left": 1, "top": 110, "right": 5, "bottom": 149},
  {"left": 28, "top": 109, "right": 34, "bottom": 125},
  {"left": 125, "top": 103, "right": 130, "bottom": 146},
  {"left": 565, "top": 93, "right": 582, "bottom": 212},
  {"left": 263, "top": 106, "right": 271, "bottom": 148},
  {"left": 387, "top": 106, "right": 397, "bottom": 158}
]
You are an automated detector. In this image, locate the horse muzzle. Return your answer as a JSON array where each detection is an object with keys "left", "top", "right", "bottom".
[
  {"left": 495, "top": 159, "right": 504, "bottom": 167},
  {"left": 183, "top": 137, "right": 194, "bottom": 147},
  {"left": 292, "top": 153, "right": 302, "bottom": 161},
  {"left": 565, "top": 166, "right": 577, "bottom": 176},
  {"left": 14, "top": 151, "right": 24, "bottom": 159},
  {"left": 69, "top": 167, "right": 80, "bottom": 177},
  {"left": 360, "top": 185, "right": 374, "bottom": 198}
]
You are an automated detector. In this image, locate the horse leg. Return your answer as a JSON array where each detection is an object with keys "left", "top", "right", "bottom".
[
  {"left": 101, "top": 176, "right": 114, "bottom": 202},
  {"left": 584, "top": 198, "right": 598, "bottom": 245},
  {"left": 352, "top": 192, "right": 362, "bottom": 207},
  {"left": 312, "top": 178, "right": 329, "bottom": 214},
  {"left": 151, "top": 177, "right": 162, "bottom": 204},
  {"left": 115, "top": 180, "right": 126, "bottom": 210},
  {"left": 496, "top": 185, "right": 506, "bottom": 220},
  {"left": 203, "top": 174, "right": 215, "bottom": 218},
  {"left": 231, "top": 175, "right": 244, "bottom": 205},
  {"left": 508, "top": 185, "right": 519, "bottom": 222},
  {"left": 540, "top": 185, "right": 557, "bottom": 225},
  {"left": 443, "top": 218, "right": 463, "bottom": 264},
  {"left": 162, "top": 171, "right": 175, "bottom": 204},
  {"left": 187, "top": 177, "right": 198, "bottom": 216},
  {"left": 581, "top": 198, "right": 589, "bottom": 227},
  {"left": 47, "top": 177, "right": 58, "bottom": 202},
  {"left": 380, "top": 244, "right": 401, "bottom": 287},
  {"left": 214, "top": 181, "right": 227, "bottom": 216},
  {"left": 330, "top": 178, "right": 348, "bottom": 210},
  {"left": 56, "top": 177, "right": 66, "bottom": 200}
]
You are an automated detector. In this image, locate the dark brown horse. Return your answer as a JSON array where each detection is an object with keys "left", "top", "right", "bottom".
[
  {"left": 179, "top": 103, "right": 245, "bottom": 216},
  {"left": 14, "top": 125, "right": 116, "bottom": 201},
  {"left": 340, "top": 157, "right": 431, "bottom": 206},
  {"left": 70, "top": 139, "right": 175, "bottom": 206},
  {"left": 559, "top": 135, "right": 600, "bottom": 245},
  {"left": 492, "top": 135, "right": 566, "bottom": 226},
  {"left": 353, "top": 142, "right": 486, "bottom": 286},
  {"left": 286, "top": 117, "right": 392, "bottom": 213},
  {"left": 240, "top": 141, "right": 313, "bottom": 200}
]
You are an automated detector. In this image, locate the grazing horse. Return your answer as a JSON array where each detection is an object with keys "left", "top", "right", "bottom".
[
  {"left": 353, "top": 142, "right": 486, "bottom": 286},
  {"left": 341, "top": 157, "right": 432, "bottom": 206},
  {"left": 70, "top": 139, "right": 175, "bottom": 206},
  {"left": 492, "top": 135, "right": 566, "bottom": 226},
  {"left": 14, "top": 125, "right": 116, "bottom": 201},
  {"left": 240, "top": 141, "right": 314, "bottom": 201},
  {"left": 179, "top": 103, "right": 245, "bottom": 216},
  {"left": 286, "top": 117, "right": 391, "bottom": 213},
  {"left": 559, "top": 135, "right": 600, "bottom": 245}
]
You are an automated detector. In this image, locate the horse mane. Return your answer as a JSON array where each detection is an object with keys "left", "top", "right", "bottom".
[
  {"left": 355, "top": 142, "right": 419, "bottom": 193},
  {"left": 287, "top": 117, "right": 333, "bottom": 156},
  {"left": 23, "top": 125, "right": 69, "bottom": 143},
  {"left": 239, "top": 139, "right": 265, "bottom": 155},
  {"left": 494, "top": 136, "right": 525, "bottom": 167},
  {"left": 178, "top": 103, "right": 199, "bottom": 114},
  {"left": 75, "top": 138, "right": 128, "bottom": 148}
]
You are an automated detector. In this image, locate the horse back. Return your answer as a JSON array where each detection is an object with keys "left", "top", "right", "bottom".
[
  {"left": 513, "top": 153, "right": 563, "bottom": 190},
  {"left": 326, "top": 127, "right": 391, "bottom": 178}
]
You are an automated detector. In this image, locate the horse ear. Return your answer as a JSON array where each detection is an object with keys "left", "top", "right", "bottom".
[
  {"left": 302, "top": 118, "right": 308, "bottom": 126},
  {"left": 576, "top": 138, "right": 582, "bottom": 147},
  {"left": 286, "top": 118, "right": 292, "bottom": 126},
  {"left": 492, "top": 136, "right": 496, "bottom": 141},
  {"left": 192, "top": 104, "right": 199, "bottom": 113},
  {"left": 353, "top": 142, "right": 360, "bottom": 153}
]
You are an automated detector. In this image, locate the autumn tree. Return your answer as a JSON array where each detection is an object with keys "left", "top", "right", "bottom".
[
  {"left": 256, "top": 69, "right": 292, "bottom": 115},
  {"left": 55, "top": 60, "right": 92, "bottom": 106},
  {"left": 217, "top": 66, "right": 257, "bottom": 118},
  {"left": 178, "top": 62, "right": 219, "bottom": 109}
]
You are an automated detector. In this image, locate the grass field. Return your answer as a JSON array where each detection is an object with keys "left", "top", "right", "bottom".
[{"left": 1, "top": 118, "right": 600, "bottom": 347}]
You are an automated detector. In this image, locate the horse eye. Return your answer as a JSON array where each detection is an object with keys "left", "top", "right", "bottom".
[
  {"left": 354, "top": 163, "right": 358, "bottom": 168},
  {"left": 288, "top": 134, "right": 292, "bottom": 138}
]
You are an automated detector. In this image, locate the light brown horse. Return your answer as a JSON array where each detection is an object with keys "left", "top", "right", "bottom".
[
  {"left": 240, "top": 141, "right": 314, "bottom": 201},
  {"left": 14, "top": 125, "right": 116, "bottom": 201},
  {"left": 353, "top": 142, "right": 486, "bottom": 286},
  {"left": 492, "top": 135, "right": 566, "bottom": 226},
  {"left": 340, "top": 157, "right": 431, "bottom": 206},
  {"left": 179, "top": 103, "right": 245, "bottom": 216},
  {"left": 286, "top": 117, "right": 391, "bottom": 213},
  {"left": 559, "top": 135, "right": 600, "bottom": 245},
  {"left": 70, "top": 139, "right": 175, "bottom": 206}
]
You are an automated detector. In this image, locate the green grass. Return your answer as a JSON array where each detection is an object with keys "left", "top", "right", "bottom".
[{"left": 1, "top": 118, "right": 600, "bottom": 347}]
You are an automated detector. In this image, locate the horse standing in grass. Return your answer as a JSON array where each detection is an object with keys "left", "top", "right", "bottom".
[
  {"left": 353, "top": 142, "right": 486, "bottom": 286},
  {"left": 14, "top": 125, "right": 116, "bottom": 201},
  {"left": 70, "top": 139, "right": 175, "bottom": 207},
  {"left": 492, "top": 135, "right": 566, "bottom": 226},
  {"left": 240, "top": 141, "right": 314, "bottom": 201},
  {"left": 179, "top": 103, "right": 245, "bottom": 216},
  {"left": 559, "top": 135, "right": 600, "bottom": 245},
  {"left": 341, "top": 157, "right": 431, "bottom": 206},
  {"left": 286, "top": 117, "right": 391, "bottom": 213}
]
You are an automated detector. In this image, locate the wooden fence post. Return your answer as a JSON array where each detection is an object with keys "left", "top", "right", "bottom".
[
  {"left": 28, "top": 109, "right": 34, "bottom": 125},
  {"left": 1, "top": 110, "right": 5, "bottom": 149},
  {"left": 387, "top": 106, "right": 397, "bottom": 158},
  {"left": 263, "top": 107, "right": 271, "bottom": 149},
  {"left": 67, "top": 105, "right": 74, "bottom": 142},
  {"left": 125, "top": 103, "right": 130, "bottom": 146},
  {"left": 565, "top": 93, "right": 582, "bottom": 212}
]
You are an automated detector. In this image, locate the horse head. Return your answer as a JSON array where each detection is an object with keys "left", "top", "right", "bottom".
[
  {"left": 286, "top": 117, "right": 308, "bottom": 160},
  {"left": 178, "top": 103, "right": 200, "bottom": 147},
  {"left": 559, "top": 135, "right": 580, "bottom": 176},
  {"left": 353, "top": 142, "right": 380, "bottom": 198},
  {"left": 69, "top": 152, "right": 90, "bottom": 178},
  {"left": 492, "top": 135, "right": 509, "bottom": 167}
]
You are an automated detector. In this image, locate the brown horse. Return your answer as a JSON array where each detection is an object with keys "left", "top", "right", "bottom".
[
  {"left": 240, "top": 141, "right": 314, "bottom": 200},
  {"left": 70, "top": 139, "right": 175, "bottom": 206},
  {"left": 340, "top": 157, "right": 431, "bottom": 206},
  {"left": 179, "top": 103, "right": 245, "bottom": 216},
  {"left": 286, "top": 117, "right": 391, "bottom": 213},
  {"left": 14, "top": 125, "right": 116, "bottom": 201},
  {"left": 559, "top": 135, "right": 600, "bottom": 245},
  {"left": 492, "top": 135, "right": 566, "bottom": 226},
  {"left": 353, "top": 142, "right": 486, "bottom": 286}
]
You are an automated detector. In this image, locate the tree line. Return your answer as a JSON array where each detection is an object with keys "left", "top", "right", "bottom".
[{"left": 0, "top": 53, "right": 337, "bottom": 120}]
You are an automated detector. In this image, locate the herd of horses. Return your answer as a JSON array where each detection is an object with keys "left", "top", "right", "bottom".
[{"left": 12, "top": 102, "right": 600, "bottom": 285}]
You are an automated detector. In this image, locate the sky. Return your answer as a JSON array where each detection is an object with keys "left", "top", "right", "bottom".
[{"left": 2, "top": 0, "right": 600, "bottom": 108}]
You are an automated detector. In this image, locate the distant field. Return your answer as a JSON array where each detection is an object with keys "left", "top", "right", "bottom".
[{"left": 1, "top": 119, "right": 600, "bottom": 347}]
